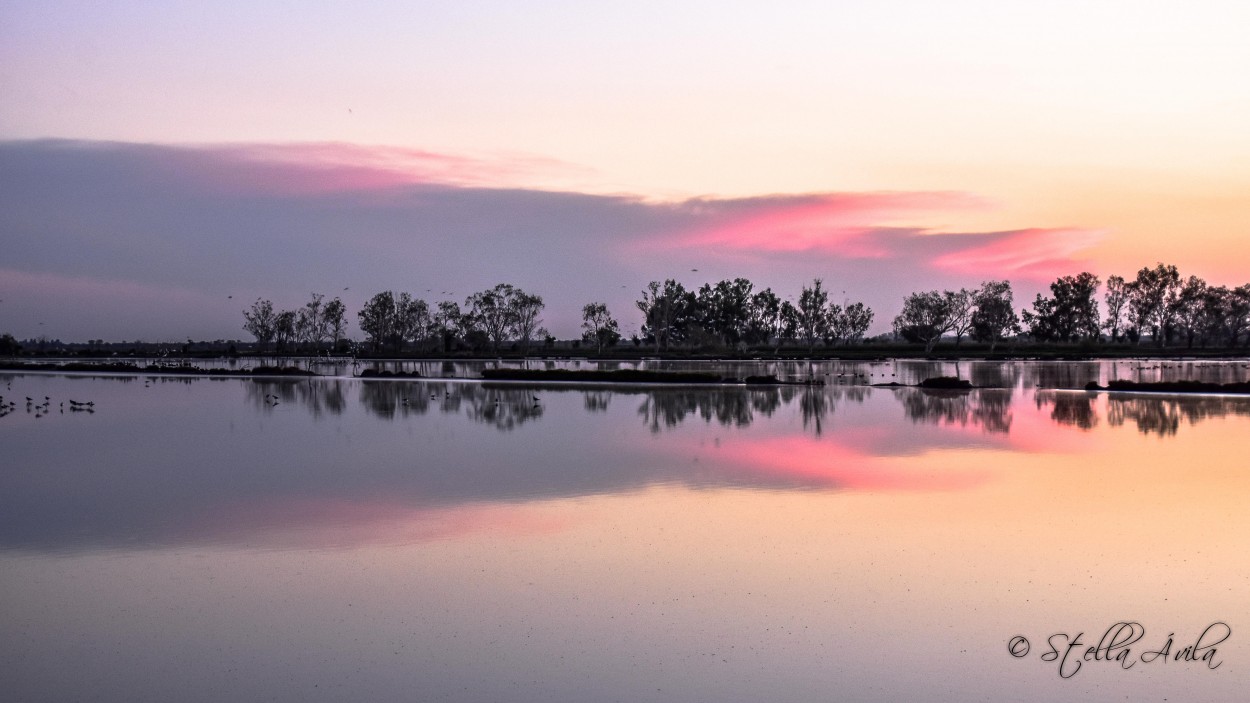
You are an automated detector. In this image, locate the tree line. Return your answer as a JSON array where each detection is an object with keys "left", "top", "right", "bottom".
[
  {"left": 893, "top": 263, "right": 1250, "bottom": 352},
  {"left": 239, "top": 263, "right": 1250, "bottom": 356}
]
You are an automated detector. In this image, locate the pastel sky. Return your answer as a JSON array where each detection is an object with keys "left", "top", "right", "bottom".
[{"left": 2, "top": 1, "right": 1248, "bottom": 341}]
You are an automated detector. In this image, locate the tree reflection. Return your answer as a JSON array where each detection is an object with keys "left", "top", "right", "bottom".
[
  {"left": 465, "top": 387, "right": 544, "bottom": 430},
  {"left": 249, "top": 379, "right": 347, "bottom": 418},
  {"left": 1106, "top": 395, "right": 1250, "bottom": 437},
  {"left": 899, "top": 388, "right": 1013, "bottom": 434},
  {"left": 583, "top": 391, "right": 612, "bottom": 412},
  {"left": 1034, "top": 392, "right": 1099, "bottom": 430}
]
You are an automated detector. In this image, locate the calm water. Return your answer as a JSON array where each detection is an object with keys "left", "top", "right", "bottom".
[{"left": 2, "top": 362, "right": 1247, "bottom": 702}]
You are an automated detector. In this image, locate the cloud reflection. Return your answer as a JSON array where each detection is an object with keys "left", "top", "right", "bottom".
[{"left": 5, "top": 373, "right": 1250, "bottom": 554}]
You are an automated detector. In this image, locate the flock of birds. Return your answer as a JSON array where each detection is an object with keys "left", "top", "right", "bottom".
[{"left": 0, "top": 392, "right": 95, "bottom": 419}]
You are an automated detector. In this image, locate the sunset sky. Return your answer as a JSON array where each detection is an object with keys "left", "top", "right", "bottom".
[{"left": 2, "top": 1, "right": 1248, "bottom": 341}]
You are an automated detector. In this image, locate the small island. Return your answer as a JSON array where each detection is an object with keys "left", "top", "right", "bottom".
[{"left": 1084, "top": 380, "right": 1250, "bottom": 394}]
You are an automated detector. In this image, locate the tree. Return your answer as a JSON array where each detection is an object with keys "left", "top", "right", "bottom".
[
  {"left": 434, "top": 300, "right": 462, "bottom": 352},
  {"left": 744, "top": 288, "right": 781, "bottom": 347},
  {"left": 464, "top": 284, "right": 515, "bottom": 353},
  {"left": 695, "top": 278, "right": 754, "bottom": 347},
  {"left": 1125, "top": 263, "right": 1180, "bottom": 346},
  {"left": 893, "top": 290, "right": 952, "bottom": 353},
  {"left": 581, "top": 302, "right": 621, "bottom": 354},
  {"left": 273, "top": 310, "right": 297, "bottom": 352},
  {"left": 795, "top": 279, "right": 830, "bottom": 352},
  {"left": 508, "top": 288, "right": 545, "bottom": 354},
  {"left": 839, "top": 302, "right": 874, "bottom": 344},
  {"left": 1203, "top": 284, "right": 1250, "bottom": 347},
  {"left": 778, "top": 300, "right": 799, "bottom": 350},
  {"left": 242, "top": 299, "right": 277, "bottom": 352},
  {"left": 1103, "top": 275, "right": 1129, "bottom": 342},
  {"left": 358, "top": 291, "right": 397, "bottom": 352},
  {"left": 946, "top": 288, "right": 976, "bottom": 347},
  {"left": 323, "top": 297, "right": 347, "bottom": 351},
  {"left": 0, "top": 333, "right": 20, "bottom": 356},
  {"left": 1169, "top": 275, "right": 1208, "bottom": 348},
  {"left": 970, "top": 280, "right": 1018, "bottom": 354},
  {"left": 296, "top": 293, "right": 326, "bottom": 351},
  {"left": 636, "top": 279, "right": 693, "bottom": 351},
  {"left": 1022, "top": 272, "right": 1100, "bottom": 342},
  {"left": 395, "top": 293, "right": 432, "bottom": 351}
]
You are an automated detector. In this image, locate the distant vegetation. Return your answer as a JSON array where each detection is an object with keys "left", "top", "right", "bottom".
[{"left": 3, "top": 263, "right": 1247, "bottom": 359}]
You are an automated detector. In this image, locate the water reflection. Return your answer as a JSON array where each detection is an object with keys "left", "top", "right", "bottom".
[
  {"left": 248, "top": 379, "right": 347, "bottom": 417},
  {"left": 637, "top": 388, "right": 781, "bottom": 433},
  {"left": 898, "top": 387, "right": 1014, "bottom": 434},
  {"left": 1035, "top": 391, "right": 1099, "bottom": 430},
  {"left": 1106, "top": 394, "right": 1250, "bottom": 437}
]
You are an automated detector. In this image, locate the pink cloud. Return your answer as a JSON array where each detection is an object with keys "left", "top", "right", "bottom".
[
  {"left": 649, "top": 191, "right": 990, "bottom": 256},
  {"left": 930, "top": 227, "right": 1106, "bottom": 280}
]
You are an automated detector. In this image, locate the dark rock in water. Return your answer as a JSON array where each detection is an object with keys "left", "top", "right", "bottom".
[
  {"left": 744, "top": 374, "right": 780, "bottom": 385},
  {"left": 918, "top": 376, "right": 974, "bottom": 390}
]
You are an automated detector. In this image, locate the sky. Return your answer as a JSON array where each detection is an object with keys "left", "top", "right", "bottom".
[{"left": 2, "top": 1, "right": 1248, "bottom": 342}]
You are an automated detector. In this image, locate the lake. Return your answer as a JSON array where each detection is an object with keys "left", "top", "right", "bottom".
[{"left": 2, "top": 360, "right": 1247, "bottom": 701}]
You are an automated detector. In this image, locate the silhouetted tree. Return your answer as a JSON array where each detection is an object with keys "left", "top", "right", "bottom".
[
  {"left": 1103, "top": 275, "right": 1128, "bottom": 342},
  {"left": 273, "top": 310, "right": 297, "bottom": 352},
  {"left": 509, "top": 288, "right": 545, "bottom": 354},
  {"left": 242, "top": 298, "right": 277, "bottom": 352},
  {"left": 463, "top": 284, "right": 542, "bottom": 353},
  {"left": 296, "top": 293, "right": 326, "bottom": 351},
  {"left": 434, "top": 300, "right": 462, "bottom": 352},
  {"left": 1202, "top": 284, "right": 1250, "bottom": 347},
  {"left": 795, "top": 279, "right": 830, "bottom": 352},
  {"left": 893, "top": 290, "right": 952, "bottom": 353},
  {"left": 581, "top": 302, "right": 621, "bottom": 354},
  {"left": 1022, "top": 272, "right": 1100, "bottom": 342},
  {"left": 744, "top": 288, "right": 782, "bottom": 346},
  {"left": 323, "top": 297, "right": 347, "bottom": 351},
  {"left": 1170, "top": 275, "right": 1208, "bottom": 348},
  {"left": 358, "top": 291, "right": 397, "bottom": 352},
  {"left": 394, "top": 293, "right": 432, "bottom": 351},
  {"left": 637, "top": 279, "right": 693, "bottom": 351},
  {"left": 1126, "top": 263, "right": 1180, "bottom": 346},
  {"left": 946, "top": 288, "right": 975, "bottom": 347},
  {"left": 970, "top": 280, "right": 1018, "bottom": 354},
  {"left": 828, "top": 301, "right": 874, "bottom": 345}
]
